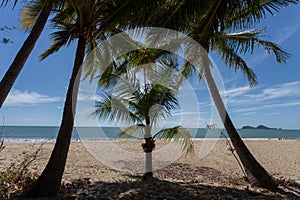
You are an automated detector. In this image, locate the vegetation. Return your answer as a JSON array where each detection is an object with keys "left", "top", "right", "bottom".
[
  {"left": 106, "top": 1, "right": 300, "bottom": 190},
  {"left": 0, "top": 0, "right": 299, "bottom": 198},
  {"left": 94, "top": 68, "right": 193, "bottom": 179},
  {"left": 25, "top": 0, "right": 100, "bottom": 196},
  {"left": 25, "top": 0, "right": 165, "bottom": 197},
  {"left": 0, "top": 144, "right": 44, "bottom": 199}
]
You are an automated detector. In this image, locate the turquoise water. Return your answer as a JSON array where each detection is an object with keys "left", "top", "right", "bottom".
[{"left": 0, "top": 126, "right": 299, "bottom": 142}]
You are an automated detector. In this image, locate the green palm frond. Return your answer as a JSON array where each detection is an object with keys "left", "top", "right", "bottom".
[
  {"left": 151, "top": 55, "right": 183, "bottom": 90},
  {"left": 93, "top": 92, "right": 141, "bottom": 125},
  {"left": 260, "top": 0, "right": 300, "bottom": 13},
  {"left": 153, "top": 126, "right": 194, "bottom": 154},
  {"left": 223, "top": 0, "right": 299, "bottom": 31},
  {"left": 112, "top": 71, "right": 141, "bottom": 98},
  {"left": 83, "top": 31, "right": 145, "bottom": 86},
  {"left": 39, "top": 28, "right": 74, "bottom": 60},
  {"left": 149, "top": 104, "right": 169, "bottom": 127},
  {"left": 213, "top": 29, "right": 290, "bottom": 62},
  {"left": 83, "top": 38, "right": 104, "bottom": 82},
  {"left": 211, "top": 28, "right": 290, "bottom": 86},
  {"left": 151, "top": 84, "right": 178, "bottom": 111},
  {"left": 216, "top": 45, "right": 257, "bottom": 87},
  {"left": 118, "top": 124, "right": 145, "bottom": 138},
  {"left": 92, "top": 93, "right": 113, "bottom": 120},
  {"left": 102, "top": 0, "right": 166, "bottom": 30}
]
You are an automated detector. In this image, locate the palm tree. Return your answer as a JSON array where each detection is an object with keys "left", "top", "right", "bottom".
[
  {"left": 25, "top": 0, "right": 100, "bottom": 196},
  {"left": 0, "top": 0, "right": 165, "bottom": 107},
  {"left": 146, "top": 0, "right": 300, "bottom": 190},
  {"left": 25, "top": 0, "right": 167, "bottom": 197},
  {"left": 184, "top": 2, "right": 295, "bottom": 190},
  {"left": 94, "top": 0, "right": 300, "bottom": 190},
  {"left": 93, "top": 70, "right": 193, "bottom": 180},
  {"left": 0, "top": 0, "right": 65, "bottom": 107}
]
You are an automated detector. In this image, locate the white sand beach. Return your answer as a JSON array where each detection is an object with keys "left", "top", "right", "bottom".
[{"left": 1, "top": 140, "right": 299, "bottom": 199}]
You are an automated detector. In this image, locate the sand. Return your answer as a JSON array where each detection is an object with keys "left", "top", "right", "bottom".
[{"left": 1, "top": 140, "right": 299, "bottom": 199}]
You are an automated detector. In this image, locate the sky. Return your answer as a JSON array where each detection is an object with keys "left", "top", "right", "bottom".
[{"left": 0, "top": 2, "right": 300, "bottom": 129}]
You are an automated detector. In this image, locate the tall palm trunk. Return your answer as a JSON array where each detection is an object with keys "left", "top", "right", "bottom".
[
  {"left": 26, "top": 36, "right": 86, "bottom": 197},
  {"left": 0, "top": 6, "right": 52, "bottom": 107},
  {"left": 202, "top": 54, "right": 277, "bottom": 190},
  {"left": 142, "top": 116, "right": 155, "bottom": 180}
]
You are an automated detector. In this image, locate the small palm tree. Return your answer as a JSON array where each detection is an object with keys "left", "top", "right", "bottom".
[{"left": 94, "top": 71, "right": 193, "bottom": 180}]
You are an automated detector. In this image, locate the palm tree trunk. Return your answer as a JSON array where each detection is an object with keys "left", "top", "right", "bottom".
[
  {"left": 0, "top": 6, "right": 51, "bottom": 107},
  {"left": 142, "top": 137, "right": 155, "bottom": 180},
  {"left": 142, "top": 117, "right": 155, "bottom": 180},
  {"left": 202, "top": 55, "right": 277, "bottom": 190},
  {"left": 25, "top": 36, "right": 86, "bottom": 197}
]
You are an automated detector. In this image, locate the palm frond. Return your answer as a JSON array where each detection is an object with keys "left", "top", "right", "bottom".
[
  {"left": 153, "top": 126, "right": 194, "bottom": 154},
  {"left": 216, "top": 45, "right": 257, "bottom": 87},
  {"left": 212, "top": 29, "right": 290, "bottom": 86},
  {"left": 40, "top": 28, "right": 74, "bottom": 60},
  {"left": 220, "top": 0, "right": 300, "bottom": 31},
  {"left": 112, "top": 70, "right": 141, "bottom": 98},
  {"left": 92, "top": 92, "right": 142, "bottom": 125},
  {"left": 118, "top": 124, "right": 145, "bottom": 138},
  {"left": 151, "top": 54, "right": 183, "bottom": 90},
  {"left": 214, "top": 29, "right": 290, "bottom": 63},
  {"left": 149, "top": 104, "right": 169, "bottom": 127},
  {"left": 20, "top": 1, "right": 44, "bottom": 30}
]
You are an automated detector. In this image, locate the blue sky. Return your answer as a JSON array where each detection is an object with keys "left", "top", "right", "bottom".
[{"left": 0, "top": 3, "right": 300, "bottom": 129}]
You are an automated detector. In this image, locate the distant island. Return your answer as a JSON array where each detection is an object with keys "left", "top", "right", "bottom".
[{"left": 241, "top": 125, "right": 281, "bottom": 130}]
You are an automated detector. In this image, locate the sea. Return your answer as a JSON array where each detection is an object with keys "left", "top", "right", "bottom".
[{"left": 0, "top": 126, "right": 299, "bottom": 142}]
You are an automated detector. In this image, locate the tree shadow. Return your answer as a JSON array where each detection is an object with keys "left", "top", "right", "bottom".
[
  {"left": 61, "top": 177, "right": 299, "bottom": 200},
  {"left": 61, "top": 163, "right": 300, "bottom": 200}
]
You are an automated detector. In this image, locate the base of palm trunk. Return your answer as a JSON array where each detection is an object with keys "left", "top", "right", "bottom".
[{"left": 143, "top": 172, "right": 153, "bottom": 180}]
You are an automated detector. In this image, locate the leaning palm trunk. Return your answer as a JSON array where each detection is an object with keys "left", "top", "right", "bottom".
[
  {"left": 26, "top": 36, "right": 86, "bottom": 197},
  {"left": 202, "top": 55, "right": 277, "bottom": 190},
  {"left": 0, "top": 6, "right": 51, "bottom": 107}
]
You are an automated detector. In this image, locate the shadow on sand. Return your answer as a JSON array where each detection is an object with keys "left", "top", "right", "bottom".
[{"left": 61, "top": 176, "right": 300, "bottom": 200}]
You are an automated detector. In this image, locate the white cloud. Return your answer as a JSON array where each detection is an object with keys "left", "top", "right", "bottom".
[
  {"left": 222, "top": 85, "right": 251, "bottom": 98},
  {"left": 262, "top": 112, "right": 279, "bottom": 116},
  {"left": 227, "top": 81, "right": 300, "bottom": 104},
  {"left": 224, "top": 81, "right": 300, "bottom": 114},
  {"left": 241, "top": 112, "right": 257, "bottom": 116},
  {"left": 4, "top": 90, "right": 61, "bottom": 106},
  {"left": 275, "top": 24, "right": 300, "bottom": 44},
  {"left": 247, "top": 81, "right": 300, "bottom": 102},
  {"left": 262, "top": 101, "right": 300, "bottom": 109}
]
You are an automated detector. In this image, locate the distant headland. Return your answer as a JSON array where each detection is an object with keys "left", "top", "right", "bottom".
[{"left": 241, "top": 125, "right": 281, "bottom": 130}]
